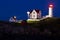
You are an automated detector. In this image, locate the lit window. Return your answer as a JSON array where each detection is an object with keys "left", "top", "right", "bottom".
[
  {"left": 33, "top": 15, "right": 35, "bottom": 17},
  {"left": 33, "top": 12, "right": 35, "bottom": 14}
]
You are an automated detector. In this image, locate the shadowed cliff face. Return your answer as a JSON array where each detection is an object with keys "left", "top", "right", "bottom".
[{"left": 0, "top": 18, "right": 60, "bottom": 40}]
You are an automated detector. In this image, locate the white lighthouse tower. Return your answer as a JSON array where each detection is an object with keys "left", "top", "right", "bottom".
[{"left": 48, "top": 4, "right": 53, "bottom": 17}]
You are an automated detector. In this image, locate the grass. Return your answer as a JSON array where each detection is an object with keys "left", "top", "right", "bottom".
[{"left": 27, "top": 20, "right": 39, "bottom": 23}]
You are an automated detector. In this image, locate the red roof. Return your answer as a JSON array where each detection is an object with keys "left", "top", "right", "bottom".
[
  {"left": 30, "top": 9, "right": 40, "bottom": 13},
  {"left": 35, "top": 9, "right": 40, "bottom": 13}
]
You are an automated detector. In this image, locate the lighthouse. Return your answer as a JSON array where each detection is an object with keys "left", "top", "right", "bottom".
[{"left": 48, "top": 4, "right": 53, "bottom": 17}]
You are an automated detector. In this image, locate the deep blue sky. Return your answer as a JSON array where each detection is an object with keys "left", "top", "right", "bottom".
[{"left": 0, "top": 0, "right": 59, "bottom": 21}]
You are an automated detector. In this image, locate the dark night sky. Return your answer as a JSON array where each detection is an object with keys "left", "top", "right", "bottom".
[{"left": 0, "top": 0, "right": 59, "bottom": 21}]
